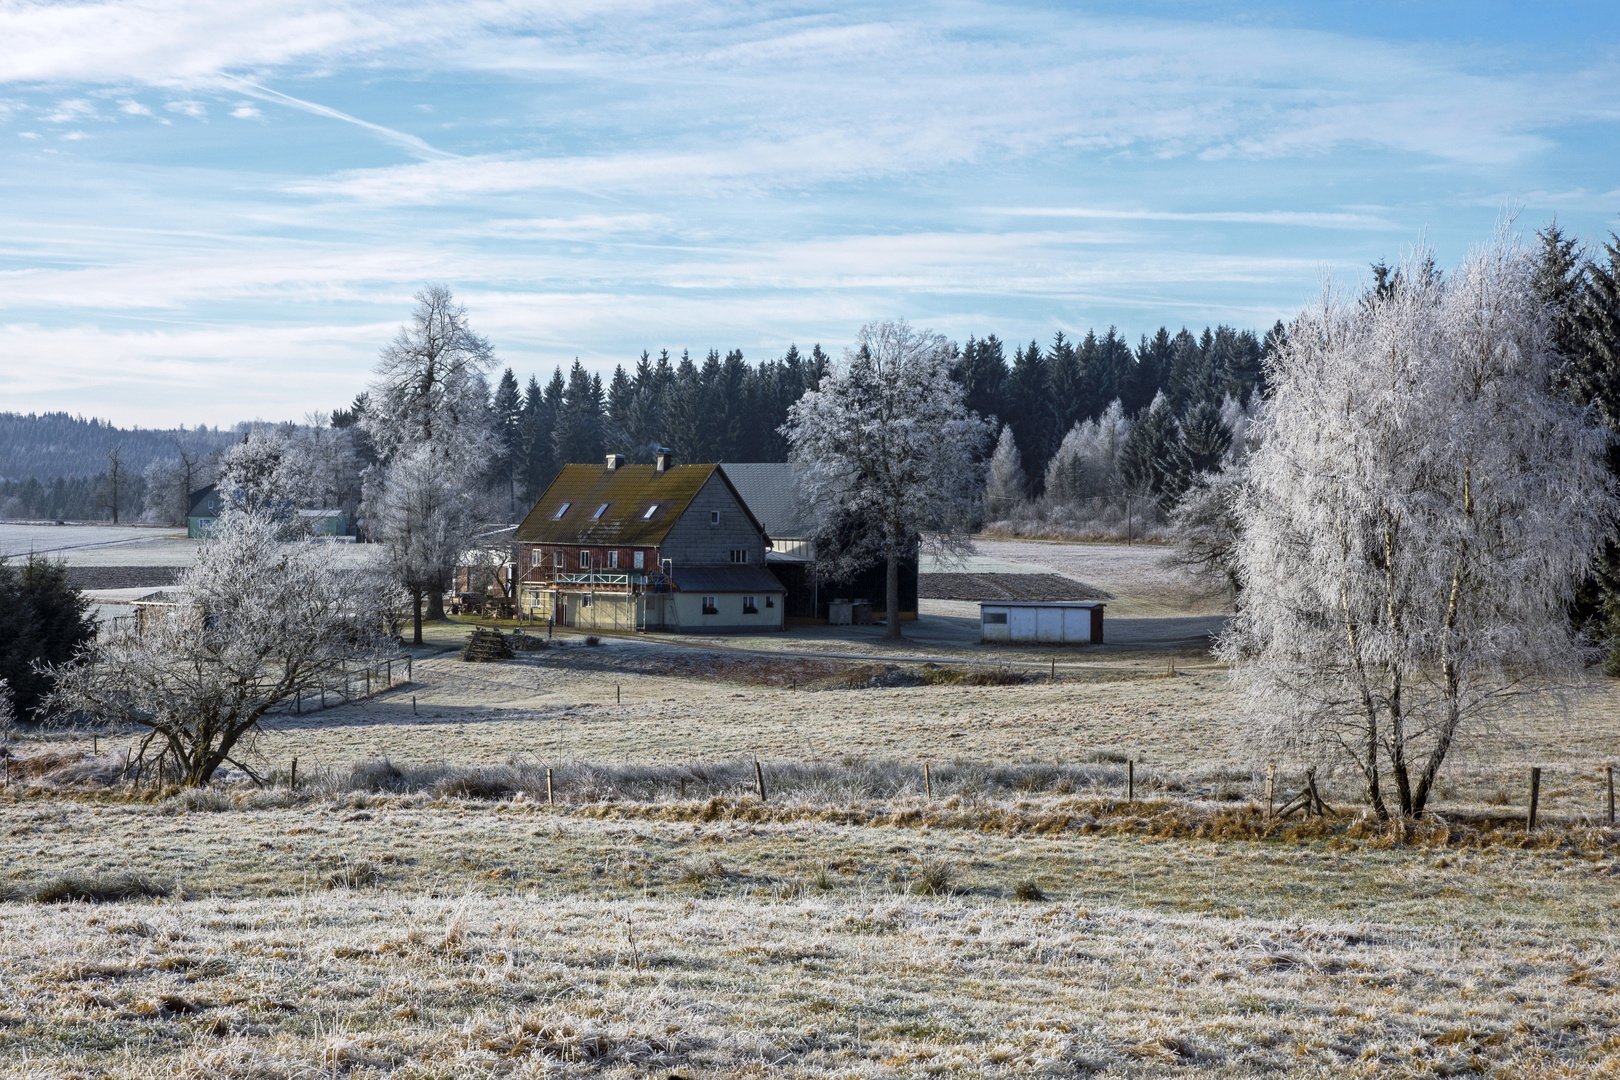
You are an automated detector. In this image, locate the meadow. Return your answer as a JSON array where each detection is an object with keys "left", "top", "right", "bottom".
[{"left": 7, "top": 541, "right": 1620, "bottom": 1077}]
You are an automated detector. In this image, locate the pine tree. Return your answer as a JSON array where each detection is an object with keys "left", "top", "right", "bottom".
[
  {"left": 554, "top": 360, "right": 604, "bottom": 465},
  {"left": 0, "top": 554, "right": 96, "bottom": 721},
  {"left": 493, "top": 368, "right": 522, "bottom": 518},
  {"left": 955, "top": 334, "right": 1008, "bottom": 423},
  {"left": 662, "top": 350, "right": 704, "bottom": 463},
  {"left": 1008, "top": 340, "right": 1051, "bottom": 490},
  {"left": 1046, "top": 332, "right": 1084, "bottom": 437},
  {"left": 1129, "top": 329, "right": 1174, "bottom": 415},
  {"left": 1120, "top": 391, "right": 1177, "bottom": 502}
]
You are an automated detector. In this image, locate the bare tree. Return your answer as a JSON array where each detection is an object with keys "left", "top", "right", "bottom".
[
  {"left": 50, "top": 510, "right": 395, "bottom": 786},
  {"left": 101, "top": 446, "right": 126, "bottom": 523},
  {"left": 1221, "top": 232, "right": 1616, "bottom": 819},
  {"left": 366, "top": 443, "right": 483, "bottom": 643},
  {"left": 361, "top": 286, "right": 499, "bottom": 628},
  {"left": 785, "top": 319, "right": 993, "bottom": 640}
]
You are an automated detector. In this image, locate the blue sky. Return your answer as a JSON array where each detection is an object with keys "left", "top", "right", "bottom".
[{"left": 3, "top": 0, "right": 1618, "bottom": 427}]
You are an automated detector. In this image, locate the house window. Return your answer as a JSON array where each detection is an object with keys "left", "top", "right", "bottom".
[
  {"left": 553, "top": 502, "right": 571, "bottom": 519},
  {"left": 633, "top": 550, "right": 644, "bottom": 570},
  {"left": 984, "top": 612, "right": 1008, "bottom": 624},
  {"left": 742, "top": 595, "right": 758, "bottom": 614},
  {"left": 765, "top": 596, "right": 774, "bottom": 608},
  {"left": 710, "top": 510, "right": 719, "bottom": 525},
  {"left": 581, "top": 593, "right": 592, "bottom": 608},
  {"left": 579, "top": 549, "right": 590, "bottom": 569},
  {"left": 643, "top": 504, "right": 659, "bottom": 520},
  {"left": 701, "top": 596, "right": 718, "bottom": 615},
  {"left": 608, "top": 550, "right": 619, "bottom": 569},
  {"left": 554, "top": 549, "right": 565, "bottom": 568},
  {"left": 530, "top": 549, "right": 542, "bottom": 566},
  {"left": 729, "top": 549, "right": 748, "bottom": 564},
  {"left": 593, "top": 503, "right": 609, "bottom": 519}
]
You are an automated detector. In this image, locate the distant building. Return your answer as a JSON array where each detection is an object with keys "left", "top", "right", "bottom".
[
  {"left": 511, "top": 453, "right": 785, "bottom": 633},
  {"left": 187, "top": 485, "right": 348, "bottom": 539},
  {"left": 187, "top": 485, "right": 221, "bottom": 538},
  {"left": 722, "top": 462, "right": 918, "bottom": 625},
  {"left": 979, "top": 601, "right": 1105, "bottom": 644}
]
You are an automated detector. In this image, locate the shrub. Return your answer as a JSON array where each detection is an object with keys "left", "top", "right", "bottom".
[
  {"left": 677, "top": 856, "right": 724, "bottom": 885},
  {"left": 583, "top": 635, "right": 602, "bottom": 647},
  {"left": 323, "top": 860, "right": 381, "bottom": 889}
]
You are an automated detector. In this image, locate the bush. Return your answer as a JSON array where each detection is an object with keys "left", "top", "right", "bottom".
[{"left": 323, "top": 860, "right": 381, "bottom": 889}]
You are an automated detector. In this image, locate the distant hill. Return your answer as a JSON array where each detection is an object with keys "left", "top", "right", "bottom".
[{"left": 0, "top": 412, "right": 238, "bottom": 482}]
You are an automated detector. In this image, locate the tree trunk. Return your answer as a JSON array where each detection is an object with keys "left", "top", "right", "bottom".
[
  {"left": 413, "top": 590, "right": 424, "bottom": 645},
  {"left": 885, "top": 550, "right": 901, "bottom": 640},
  {"left": 427, "top": 591, "right": 445, "bottom": 621}
]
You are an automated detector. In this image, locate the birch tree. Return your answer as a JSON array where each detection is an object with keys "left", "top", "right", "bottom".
[
  {"left": 983, "top": 426, "right": 1026, "bottom": 519},
  {"left": 785, "top": 320, "right": 992, "bottom": 640},
  {"left": 1221, "top": 233, "right": 1616, "bottom": 819},
  {"left": 50, "top": 510, "right": 395, "bottom": 786}
]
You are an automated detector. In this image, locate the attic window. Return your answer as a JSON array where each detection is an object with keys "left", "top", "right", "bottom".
[
  {"left": 592, "top": 503, "right": 609, "bottom": 520},
  {"left": 552, "top": 502, "right": 571, "bottom": 520},
  {"left": 642, "top": 504, "right": 659, "bottom": 520}
]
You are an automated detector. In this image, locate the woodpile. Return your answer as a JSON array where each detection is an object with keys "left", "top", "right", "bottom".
[{"left": 461, "top": 627, "right": 514, "bottom": 663}]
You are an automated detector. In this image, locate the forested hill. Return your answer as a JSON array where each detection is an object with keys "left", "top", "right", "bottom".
[{"left": 0, "top": 412, "right": 236, "bottom": 482}]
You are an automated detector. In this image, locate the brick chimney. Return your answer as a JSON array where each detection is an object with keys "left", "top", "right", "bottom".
[{"left": 605, "top": 453, "right": 625, "bottom": 470}]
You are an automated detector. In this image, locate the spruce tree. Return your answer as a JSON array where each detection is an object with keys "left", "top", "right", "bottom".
[{"left": 0, "top": 554, "right": 96, "bottom": 721}]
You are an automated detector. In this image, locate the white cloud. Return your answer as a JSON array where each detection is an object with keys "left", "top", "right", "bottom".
[
  {"left": 165, "top": 99, "right": 206, "bottom": 118},
  {"left": 118, "top": 99, "right": 152, "bottom": 116},
  {"left": 18, "top": 131, "right": 40, "bottom": 139},
  {"left": 44, "top": 97, "right": 96, "bottom": 123},
  {"left": 230, "top": 104, "right": 263, "bottom": 119},
  {"left": 60, "top": 130, "right": 88, "bottom": 140}
]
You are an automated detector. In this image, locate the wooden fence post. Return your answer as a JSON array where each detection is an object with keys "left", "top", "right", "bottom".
[
  {"left": 617, "top": 684, "right": 621, "bottom": 704},
  {"left": 290, "top": 758, "right": 297, "bottom": 791},
  {"left": 1527, "top": 767, "right": 1541, "bottom": 832},
  {"left": 1265, "top": 765, "right": 1276, "bottom": 822},
  {"left": 755, "top": 759, "right": 768, "bottom": 803},
  {"left": 1608, "top": 765, "right": 1615, "bottom": 826},
  {"left": 407, "top": 657, "right": 412, "bottom": 682},
  {"left": 546, "top": 767, "right": 554, "bottom": 806},
  {"left": 365, "top": 669, "right": 371, "bottom": 696},
  {"left": 295, "top": 690, "right": 301, "bottom": 715},
  {"left": 924, "top": 762, "right": 932, "bottom": 800},
  {"left": 1128, "top": 759, "right": 1135, "bottom": 803}
]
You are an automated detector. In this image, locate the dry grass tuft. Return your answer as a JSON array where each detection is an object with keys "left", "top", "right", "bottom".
[
  {"left": 916, "top": 663, "right": 1032, "bottom": 687},
  {"left": 677, "top": 856, "right": 725, "bottom": 885},
  {"left": 910, "top": 859, "right": 955, "bottom": 895},
  {"left": 321, "top": 859, "right": 380, "bottom": 889},
  {"left": 5, "top": 872, "right": 170, "bottom": 903},
  {"left": 1013, "top": 878, "right": 1046, "bottom": 901}
]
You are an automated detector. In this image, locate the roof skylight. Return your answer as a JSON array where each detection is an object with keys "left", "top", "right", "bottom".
[
  {"left": 552, "top": 502, "right": 570, "bottom": 519},
  {"left": 642, "top": 504, "right": 659, "bottom": 519},
  {"left": 593, "top": 503, "right": 610, "bottom": 519}
]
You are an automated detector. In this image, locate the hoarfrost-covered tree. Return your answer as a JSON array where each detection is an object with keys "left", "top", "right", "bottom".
[
  {"left": 1044, "top": 399, "right": 1131, "bottom": 504},
  {"left": 785, "top": 320, "right": 993, "bottom": 640},
  {"left": 0, "top": 678, "right": 14, "bottom": 748},
  {"left": 1220, "top": 233, "right": 1616, "bottom": 819},
  {"left": 983, "top": 426, "right": 1025, "bottom": 519},
  {"left": 360, "top": 286, "right": 499, "bottom": 634},
  {"left": 50, "top": 510, "right": 395, "bottom": 786}
]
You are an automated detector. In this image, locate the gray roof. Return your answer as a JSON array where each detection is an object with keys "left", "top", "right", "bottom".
[
  {"left": 720, "top": 463, "right": 814, "bottom": 540},
  {"left": 672, "top": 564, "right": 785, "bottom": 593}
]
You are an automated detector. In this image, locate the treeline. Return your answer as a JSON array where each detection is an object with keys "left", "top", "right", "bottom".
[
  {"left": 0, "top": 412, "right": 232, "bottom": 482},
  {"left": 496, "top": 325, "right": 1275, "bottom": 504},
  {"left": 0, "top": 473, "right": 148, "bottom": 523}
]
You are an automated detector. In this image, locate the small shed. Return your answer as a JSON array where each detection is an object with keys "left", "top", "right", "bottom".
[{"left": 980, "top": 601, "right": 1104, "bottom": 645}]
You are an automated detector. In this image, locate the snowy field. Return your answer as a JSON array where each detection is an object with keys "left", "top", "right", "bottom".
[{"left": 0, "top": 522, "right": 181, "bottom": 558}]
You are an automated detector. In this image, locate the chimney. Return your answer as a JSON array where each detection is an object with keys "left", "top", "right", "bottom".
[
  {"left": 655, "top": 449, "right": 673, "bottom": 473},
  {"left": 605, "top": 453, "right": 625, "bottom": 471}
]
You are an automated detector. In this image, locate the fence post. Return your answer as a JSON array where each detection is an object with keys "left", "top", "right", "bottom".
[
  {"left": 290, "top": 758, "right": 297, "bottom": 791},
  {"left": 1608, "top": 765, "right": 1615, "bottom": 826},
  {"left": 924, "top": 761, "right": 932, "bottom": 800},
  {"left": 1265, "top": 765, "right": 1276, "bottom": 822},
  {"left": 296, "top": 690, "right": 301, "bottom": 715},
  {"left": 755, "top": 759, "right": 768, "bottom": 803},
  {"left": 1128, "top": 759, "right": 1135, "bottom": 803},
  {"left": 546, "top": 767, "right": 554, "bottom": 806},
  {"left": 387, "top": 660, "right": 392, "bottom": 685},
  {"left": 407, "top": 657, "right": 412, "bottom": 682},
  {"left": 1527, "top": 767, "right": 1542, "bottom": 832},
  {"left": 365, "top": 669, "right": 371, "bottom": 696}
]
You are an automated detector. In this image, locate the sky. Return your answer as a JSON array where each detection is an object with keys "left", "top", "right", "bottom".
[{"left": 3, "top": 0, "right": 1619, "bottom": 428}]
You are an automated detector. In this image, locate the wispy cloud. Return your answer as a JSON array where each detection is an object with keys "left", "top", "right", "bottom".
[
  {"left": 230, "top": 104, "right": 262, "bottom": 120},
  {"left": 165, "top": 99, "right": 206, "bottom": 118},
  {"left": 217, "top": 75, "right": 453, "bottom": 160},
  {"left": 118, "top": 99, "right": 152, "bottom": 116},
  {"left": 985, "top": 208, "right": 1396, "bottom": 230}
]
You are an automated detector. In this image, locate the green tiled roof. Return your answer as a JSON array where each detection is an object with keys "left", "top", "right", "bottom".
[{"left": 513, "top": 464, "right": 763, "bottom": 546}]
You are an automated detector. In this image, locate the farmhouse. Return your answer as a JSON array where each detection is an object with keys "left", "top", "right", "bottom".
[{"left": 512, "top": 452, "right": 785, "bottom": 632}]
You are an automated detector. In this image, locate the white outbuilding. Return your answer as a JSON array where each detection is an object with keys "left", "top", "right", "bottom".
[{"left": 979, "top": 601, "right": 1105, "bottom": 645}]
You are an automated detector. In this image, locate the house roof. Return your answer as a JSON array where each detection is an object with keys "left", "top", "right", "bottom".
[
  {"left": 513, "top": 463, "right": 766, "bottom": 546},
  {"left": 721, "top": 463, "right": 814, "bottom": 539},
  {"left": 671, "top": 564, "right": 785, "bottom": 593}
]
